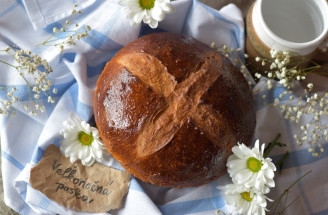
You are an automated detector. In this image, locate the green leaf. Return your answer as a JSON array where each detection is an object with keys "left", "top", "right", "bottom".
[{"left": 264, "top": 133, "right": 286, "bottom": 158}]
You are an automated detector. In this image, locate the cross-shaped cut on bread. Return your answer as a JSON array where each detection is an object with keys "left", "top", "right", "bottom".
[{"left": 94, "top": 33, "right": 256, "bottom": 187}]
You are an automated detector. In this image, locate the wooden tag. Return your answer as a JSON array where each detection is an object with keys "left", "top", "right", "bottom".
[{"left": 30, "top": 145, "right": 131, "bottom": 213}]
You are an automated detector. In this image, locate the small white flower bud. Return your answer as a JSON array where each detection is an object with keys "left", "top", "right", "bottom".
[
  {"left": 40, "top": 106, "right": 46, "bottom": 112},
  {"left": 210, "top": 42, "right": 216, "bottom": 49},
  {"left": 59, "top": 45, "right": 64, "bottom": 52},
  {"left": 12, "top": 96, "right": 18, "bottom": 102}
]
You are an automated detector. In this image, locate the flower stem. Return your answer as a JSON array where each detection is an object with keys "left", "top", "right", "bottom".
[
  {"left": 275, "top": 151, "right": 289, "bottom": 173},
  {"left": 35, "top": 30, "right": 62, "bottom": 47},
  {"left": 17, "top": 69, "right": 34, "bottom": 101},
  {"left": 0, "top": 59, "right": 17, "bottom": 69},
  {"left": 268, "top": 170, "right": 312, "bottom": 213},
  {"left": 270, "top": 191, "right": 285, "bottom": 213},
  {"left": 264, "top": 133, "right": 285, "bottom": 158},
  {"left": 283, "top": 195, "right": 300, "bottom": 211},
  {"left": 287, "top": 170, "right": 311, "bottom": 190},
  {"left": 281, "top": 189, "right": 289, "bottom": 214}
]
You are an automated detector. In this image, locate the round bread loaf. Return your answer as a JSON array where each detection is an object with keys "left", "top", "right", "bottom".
[{"left": 94, "top": 32, "right": 256, "bottom": 187}]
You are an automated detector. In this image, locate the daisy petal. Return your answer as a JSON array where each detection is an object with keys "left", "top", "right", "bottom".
[
  {"left": 227, "top": 140, "right": 276, "bottom": 192},
  {"left": 220, "top": 183, "right": 268, "bottom": 215},
  {"left": 148, "top": 19, "right": 158, "bottom": 29},
  {"left": 160, "top": 3, "right": 175, "bottom": 13},
  {"left": 59, "top": 112, "right": 109, "bottom": 167},
  {"left": 150, "top": 7, "right": 164, "bottom": 21},
  {"left": 120, "top": 0, "right": 174, "bottom": 28}
]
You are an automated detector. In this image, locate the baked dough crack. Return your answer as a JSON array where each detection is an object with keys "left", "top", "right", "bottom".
[{"left": 118, "top": 52, "right": 229, "bottom": 157}]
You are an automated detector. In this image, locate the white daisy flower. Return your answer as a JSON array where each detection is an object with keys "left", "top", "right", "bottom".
[
  {"left": 119, "top": 0, "right": 175, "bottom": 29},
  {"left": 220, "top": 183, "right": 270, "bottom": 215},
  {"left": 60, "top": 112, "right": 105, "bottom": 166},
  {"left": 227, "top": 140, "right": 276, "bottom": 191}
]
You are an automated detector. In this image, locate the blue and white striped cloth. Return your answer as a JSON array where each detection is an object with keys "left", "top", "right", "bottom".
[{"left": 0, "top": 0, "right": 327, "bottom": 214}]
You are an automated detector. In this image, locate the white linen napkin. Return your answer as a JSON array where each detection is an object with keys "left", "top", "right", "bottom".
[{"left": 22, "top": 0, "right": 96, "bottom": 30}]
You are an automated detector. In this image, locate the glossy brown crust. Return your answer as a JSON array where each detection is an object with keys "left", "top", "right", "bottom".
[{"left": 94, "top": 33, "right": 256, "bottom": 187}]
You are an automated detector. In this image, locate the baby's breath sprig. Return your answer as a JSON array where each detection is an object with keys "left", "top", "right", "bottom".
[
  {"left": 253, "top": 49, "right": 327, "bottom": 156},
  {"left": 289, "top": 91, "right": 328, "bottom": 156},
  {"left": 0, "top": 47, "right": 57, "bottom": 115},
  {"left": 36, "top": 4, "right": 92, "bottom": 53},
  {"left": 210, "top": 42, "right": 252, "bottom": 87},
  {"left": 0, "top": 4, "right": 92, "bottom": 117},
  {"left": 0, "top": 87, "right": 18, "bottom": 116},
  {"left": 253, "top": 50, "right": 324, "bottom": 89}
]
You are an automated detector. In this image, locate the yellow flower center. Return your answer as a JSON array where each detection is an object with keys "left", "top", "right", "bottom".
[
  {"left": 247, "top": 157, "right": 262, "bottom": 172},
  {"left": 241, "top": 192, "right": 253, "bottom": 202},
  {"left": 139, "top": 0, "right": 155, "bottom": 10},
  {"left": 78, "top": 131, "right": 94, "bottom": 146}
]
